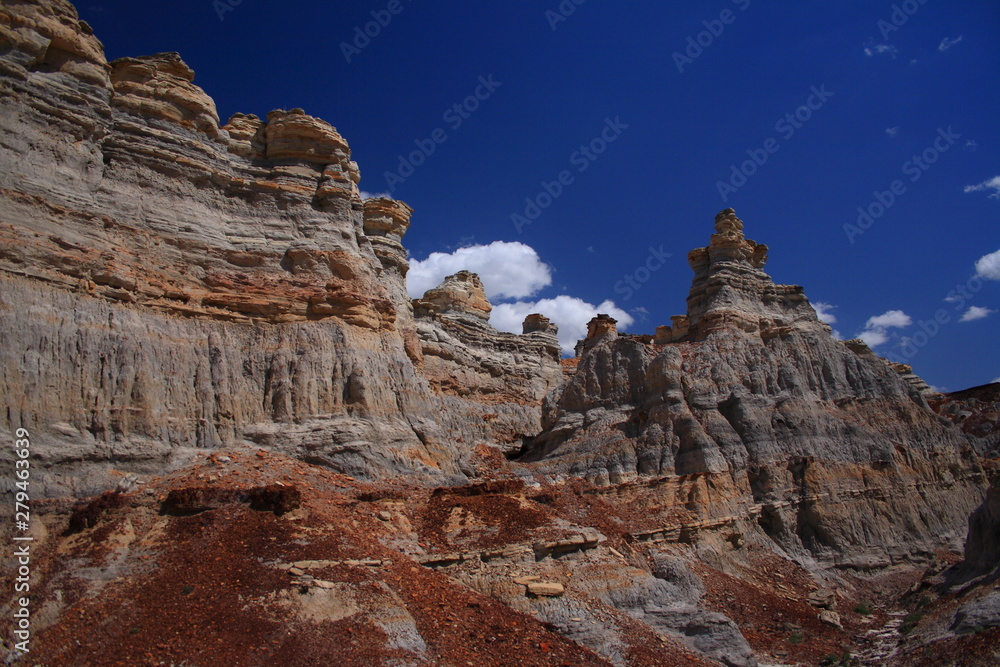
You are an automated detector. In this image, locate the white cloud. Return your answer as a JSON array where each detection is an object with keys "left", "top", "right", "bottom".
[
  {"left": 858, "top": 329, "right": 889, "bottom": 347},
  {"left": 812, "top": 302, "right": 844, "bottom": 339},
  {"left": 959, "top": 306, "right": 994, "bottom": 322},
  {"left": 856, "top": 309, "right": 912, "bottom": 348},
  {"left": 865, "top": 310, "right": 912, "bottom": 329},
  {"left": 864, "top": 43, "right": 898, "bottom": 58},
  {"left": 993, "top": 377, "right": 1000, "bottom": 385},
  {"left": 491, "top": 296, "right": 634, "bottom": 356},
  {"left": 359, "top": 190, "right": 392, "bottom": 200},
  {"left": 976, "top": 249, "right": 1000, "bottom": 280},
  {"left": 812, "top": 301, "right": 837, "bottom": 324},
  {"left": 885, "top": 126, "right": 900, "bottom": 138},
  {"left": 938, "top": 35, "right": 964, "bottom": 51},
  {"left": 964, "top": 140, "right": 978, "bottom": 151},
  {"left": 407, "top": 242, "right": 552, "bottom": 300},
  {"left": 964, "top": 176, "right": 1000, "bottom": 199}
]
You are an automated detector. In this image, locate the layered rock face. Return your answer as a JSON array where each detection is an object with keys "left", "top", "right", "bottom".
[
  {"left": 0, "top": 0, "right": 560, "bottom": 495},
  {"left": 523, "top": 210, "right": 988, "bottom": 565},
  {"left": 664, "top": 209, "right": 829, "bottom": 343},
  {"left": 3, "top": 4, "right": 998, "bottom": 665},
  {"left": 413, "top": 272, "right": 562, "bottom": 437}
]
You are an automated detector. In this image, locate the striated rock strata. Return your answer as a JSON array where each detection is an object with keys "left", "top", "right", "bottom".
[
  {"left": 1, "top": 3, "right": 997, "bottom": 666},
  {"left": 522, "top": 209, "right": 988, "bottom": 567},
  {"left": 0, "top": 0, "right": 560, "bottom": 495}
]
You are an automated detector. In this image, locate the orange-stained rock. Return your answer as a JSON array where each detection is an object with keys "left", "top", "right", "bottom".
[
  {"left": 414, "top": 271, "right": 492, "bottom": 321},
  {"left": 110, "top": 52, "right": 221, "bottom": 138},
  {"left": 265, "top": 108, "right": 351, "bottom": 166},
  {"left": 222, "top": 112, "right": 265, "bottom": 159}
]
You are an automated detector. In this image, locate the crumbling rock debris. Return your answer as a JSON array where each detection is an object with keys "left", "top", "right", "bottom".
[{"left": 66, "top": 490, "right": 129, "bottom": 534}]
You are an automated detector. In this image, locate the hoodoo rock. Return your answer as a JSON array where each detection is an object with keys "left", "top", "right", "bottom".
[
  {"left": 674, "top": 208, "right": 827, "bottom": 342},
  {"left": 413, "top": 270, "right": 493, "bottom": 322}
]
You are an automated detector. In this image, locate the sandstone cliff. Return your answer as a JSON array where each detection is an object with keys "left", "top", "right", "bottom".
[{"left": 0, "top": 0, "right": 561, "bottom": 496}]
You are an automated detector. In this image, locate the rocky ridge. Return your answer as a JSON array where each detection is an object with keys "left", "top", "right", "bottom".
[
  {"left": 0, "top": 0, "right": 561, "bottom": 496},
  {"left": 1, "top": 2, "right": 998, "bottom": 665},
  {"left": 522, "top": 208, "right": 986, "bottom": 569}
]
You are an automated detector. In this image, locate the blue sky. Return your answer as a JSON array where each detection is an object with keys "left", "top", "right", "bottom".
[{"left": 79, "top": 0, "right": 999, "bottom": 391}]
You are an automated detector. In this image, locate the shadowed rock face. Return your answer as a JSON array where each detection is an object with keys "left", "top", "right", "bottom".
[
  {"left": 964, "top": 478, "right": 1000, "bottom": 574},
  {"left": 522, "top": 210, "right": 987, "bottom": 564},
  {"left": 0, "top": 0, "right": 561, "bottom": 495}
]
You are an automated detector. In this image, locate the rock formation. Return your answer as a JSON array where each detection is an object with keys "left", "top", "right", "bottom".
[
  {"left": 524, "top": 209, "right": 986, "bottom": 568},
  {"left": 1, "top": 2, "right": 997, "bottom": 666},
  {"left": 413, "top": 271, "right": 562, "bottom": 437},
  {"left": 0, "top": 0, "right": 560, "bottom": 495},
  {"left": 658, "top": 208, "right": 828, "bottom": 343},
  {"left": 963, "top": 476, "right": 1000, "bottom": 576}
]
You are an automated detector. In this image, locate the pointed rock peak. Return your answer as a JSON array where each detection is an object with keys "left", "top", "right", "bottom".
[
  {"left": 670, "top": 210, "right": 825, "bottom": 340},
  {"left": 714, "top": 207, "right": 744, "bottom": 236},
  {"left": 413, "top": 270, "right": 492, "bottom": 321}
]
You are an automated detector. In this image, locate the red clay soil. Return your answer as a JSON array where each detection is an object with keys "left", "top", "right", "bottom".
[
  {"left": 7, "top": 448, "right": 986, "bottom": 666},
  {"left": 14, "top": 452, "right": 615, "bottom": 666},
  {"left": 420, "top": 488, "right": 552, "bottom": 551},
  {"left": 690, "top": 553, "right": 863, "bottom": 665}
]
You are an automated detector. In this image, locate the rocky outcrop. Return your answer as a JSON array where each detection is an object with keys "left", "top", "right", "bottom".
[
  {"left": 413, "top": 272, "right": 562, "bottom": 428},
  {"left": 109, "top": 52, "right": 221, "bottom": 139},
  {"left": 522, "top": 210, "right": 988, "bottom": 566},
  {"left": 659, "top": 209, "right": 830, "bottom": 343},
  {"left": 0, "top": 0, "right": 563, "bottom": 495},
  {"left": 414, "top": 270, "right": 493, "bottom": 321},
  {"left": 574, "top": 314, "right": 620, "bottom": 356},
  {"left": 963, "top": 477, "right": 1000, "bottom": 575},
  {"left": 2, "top": 4, "right": 997, "bottom": 665},
  {"left": 931, "top": 383, "right": 1000, "bottom": 455}
]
